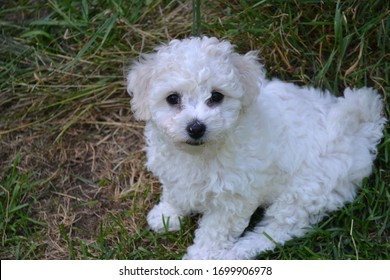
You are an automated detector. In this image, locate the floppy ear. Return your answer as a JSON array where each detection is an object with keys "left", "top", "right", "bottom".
[
  {"left": 230, "top": 51, "right": 265, "bottom": 106},
  {"left": 126, "top": 56, "right": 154, "bottom": 121}
]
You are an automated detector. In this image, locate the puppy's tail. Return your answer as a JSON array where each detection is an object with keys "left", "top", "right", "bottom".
[
  {"left": 328, "top": 87, "right": 386, "bottom": 183},
  {"left": 337, "top": 87, "right": 386, "bottom": 142}
]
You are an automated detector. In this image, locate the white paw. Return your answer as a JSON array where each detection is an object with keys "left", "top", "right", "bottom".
[
  {"left": 222, "top": 234, "right": 275, "bottom": 260},
  {"left": 182, "top": 244, "right": 224, "bottom": 260},
  {"left": 221, "top": 247, "right": 246, "bottom": 260},
  {"left": 147, "top": 202, "right": 183, "bottom": 233},
  {"left": 219, "top": 244, "right": 257, "bottom": 260}
]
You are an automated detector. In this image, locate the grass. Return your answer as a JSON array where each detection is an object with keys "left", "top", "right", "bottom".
[
  {"left": 0, "top": 0, "right": 389, "bottom": 260},
  {"left": 0, "top": 154, "right": 46, "bottom": 259}
]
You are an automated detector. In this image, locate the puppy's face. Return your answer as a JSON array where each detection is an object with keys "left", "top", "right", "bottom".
[
  {"left": 145, "top": 63, "right": 244, "bottom": 147},
  {"left": 127, "top": 37, "right": 265, "bottom": 148}
]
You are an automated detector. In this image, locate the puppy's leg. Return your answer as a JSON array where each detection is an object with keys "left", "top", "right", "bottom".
[
  {"left": 222, "top": 200, "right": 308, "bottom": 259},
  {"left": 223, "top": 182, "right": 346, "bottom": 259},
  {"left": 183, "top": 204, "right": 256, "bottom": 260},
  {"left": 147, "top": 199, "right": 185, "bottom": 233}
]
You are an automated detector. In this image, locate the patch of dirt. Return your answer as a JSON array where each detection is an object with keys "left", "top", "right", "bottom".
[{"left": 0, "top": 94, "right": 158, "bottom": 259}]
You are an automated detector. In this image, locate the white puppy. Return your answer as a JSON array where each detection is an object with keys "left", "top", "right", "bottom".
[{"left": 126, "top": 36, "right": 386, "bottom": 259}]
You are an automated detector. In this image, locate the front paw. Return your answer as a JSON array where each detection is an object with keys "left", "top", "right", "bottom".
[
  {"left": 147, "top": 202, "right": 183, "bottom": 233},
  {"left": 183, "top": 245, "right": 218, "bottom": 260},
  {"left": 182, "top": 244, "right": 232, "bottom": 260},
  {"left": 221, "top": 235, "right": 275, "bottom": 260}
]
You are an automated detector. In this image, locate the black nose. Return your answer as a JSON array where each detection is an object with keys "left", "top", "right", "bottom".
[{"left": 186, "top": 120, "right": 206, "bottom": 139}]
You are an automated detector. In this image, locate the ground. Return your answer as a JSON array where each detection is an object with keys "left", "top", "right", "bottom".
[{"left": 0, "top": 0, "right": 389, "bottom": 259}]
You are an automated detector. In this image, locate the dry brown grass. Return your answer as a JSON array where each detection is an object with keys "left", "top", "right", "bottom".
[{"left": 1, "top": 99, "right": 150, "bottom": 258}]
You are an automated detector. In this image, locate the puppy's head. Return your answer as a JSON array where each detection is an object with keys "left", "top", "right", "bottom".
[{"left": 127, "top": 36, "right": 265, "bottom": 147}]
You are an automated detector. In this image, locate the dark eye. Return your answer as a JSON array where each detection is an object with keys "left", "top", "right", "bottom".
[
  {"left": 208, "top": 91, "right": 224, "bottom": 106},
  {"left": 166, "top": 93, "right": 181, "bottom": 105}
]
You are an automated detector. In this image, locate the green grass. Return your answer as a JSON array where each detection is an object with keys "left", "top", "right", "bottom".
[
  {"left": 0, "top": 0, "right": 389, "bottom": 260},
  {"left": 0, "top": 154, "right": 47, "bottom": 259}
]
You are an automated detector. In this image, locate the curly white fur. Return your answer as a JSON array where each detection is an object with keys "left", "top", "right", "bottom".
[{"left": 126, "top": 36, "right": 386, "bottom": 259}]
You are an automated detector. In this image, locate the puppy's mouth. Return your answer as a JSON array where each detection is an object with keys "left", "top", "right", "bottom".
[{"left": 185, "top": 139, "right": 205, "bottom": 146}]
